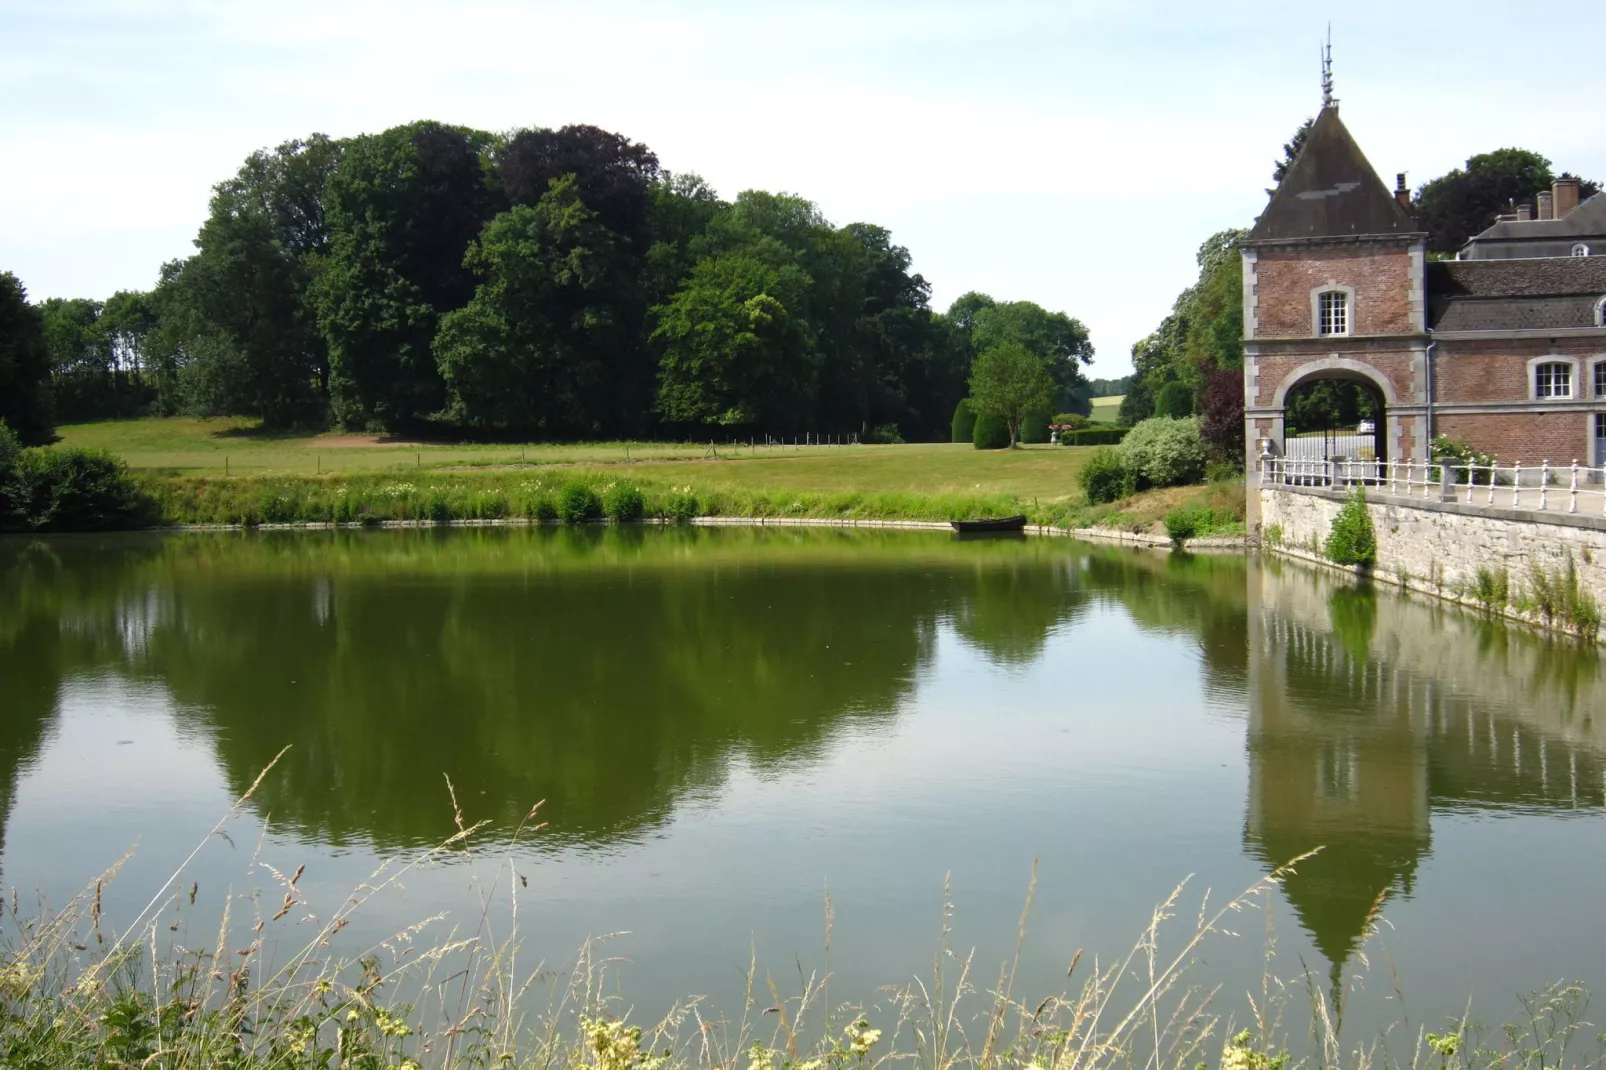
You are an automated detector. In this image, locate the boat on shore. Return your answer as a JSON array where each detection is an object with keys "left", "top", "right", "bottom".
[{"left": 949, "top": 514, "right": 1028, "bottom": 534}]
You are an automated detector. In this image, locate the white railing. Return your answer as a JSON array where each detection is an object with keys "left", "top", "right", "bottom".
[{"left": 1261, "top": 457, "right": 1606, "bottom": 517}]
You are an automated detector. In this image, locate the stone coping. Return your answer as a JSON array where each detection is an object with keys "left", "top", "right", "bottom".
[{"left": 1265, "top": 482, "right": 1606, "bottom": 533}]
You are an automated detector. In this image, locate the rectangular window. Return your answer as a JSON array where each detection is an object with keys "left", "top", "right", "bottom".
[
  {"left": 1535, "top": 362, "right": 1572, "bottom": 399},
  {"left": 1318, "top": 291, "right": 1348, "bottom": 336},
  {"left": 1596, "top": 362, "right": 1606, "bottom": 398},
  {"left": 1598, "top": 412, "right": 1606, "bottom": 444}
]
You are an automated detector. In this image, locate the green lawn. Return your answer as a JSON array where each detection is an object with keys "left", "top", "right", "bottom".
[
  {"left": 60, "top": 417, "right": 1094, "bottom": 506},
  {"left": 1090, "top": 395, "right": 1123, "bottom": 424}
]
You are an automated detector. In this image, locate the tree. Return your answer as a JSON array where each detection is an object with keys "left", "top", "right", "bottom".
[
  {"left": 1414, "top": 148, "right": 1601, "bottom": 254},
  {"left": 162, "top": 135, "right": 345, "bottom": 425},
  {"left": 967, "top": 341, "right": 1054, "bottom": 448},
  {"left": 1197, "top": 366, "right": 1245, "bottom": 463},
  {"left": 316, "top": 121, "right": 501, "bottom": 430},
  {"left": 0, "top": 272, "right": 54, "bottom": 444},
  {"left": 1269, "top": 117, "right": 1315, "bottom": 193},
  {"left": 435, "top": 177, "right": 636, "bottom": 436},
  {"left": 497, "top": 125, "right": 660, "bottom": 250},
  {"left": 966, "top": 299, "right": 1093, "bottom": 412},
  {"left": 653, "top": 253, "right": 813, "bottom": 429},
  {"left": 39, "top": 298, "right": 112, "bottom": 423},
  {"left": 1153, "top": 380, "right": 1193, "bottom": 418}
]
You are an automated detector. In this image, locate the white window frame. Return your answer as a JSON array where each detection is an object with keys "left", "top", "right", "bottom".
[
  {"left": 1573, "top": 243, "right": 1592, "bottom": 257},
  {"left": 1595, "top": 296, "right": 1606, "bottom": 327},
  {"left": 1310, "top": 285, "right": 1355, "bottom": 338},
  {"left": 1529, "top": 356, "right": 1578, "bottom": 400},
  {"left": 1594, "top": 356, "right": 1606, "bottom": 399}
]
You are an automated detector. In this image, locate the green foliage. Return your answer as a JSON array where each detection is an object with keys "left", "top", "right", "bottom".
[
  {"left": 1, "top": 446, "right": 153, "bottom": 532},
  {"left": 1153, "top": 380, "right": 1193, "bottom": 418},
  {"left": 663, "top": 488, "right": 699, "bottom": 522},
  {"left": 1324, "top": 487, "right": 1377, "bottom": 568},
  {"left": 1413, "top": 148, "right": 1600, "bottom": 253},
  {"left": 1053, "top": 413, "right": 1090, "bottom": 431},
  {"left": 559, "top": 483, "right": 603, "bottom": 523},
  {"left": 950, "top": 398, "right": 977, "bottom": 443},
  {"left": 1263, "top": 522, "right": 1284, "bottom": 548},
  {"left": 1164, "top": 507, "right": 1206, "bottom": 543},
  {"left": 1117, "top": 416, "right": 1208, "bottom": 489},
  {"left": 955, "top": 294, "right": 1094, "bottom": 412},
  {"left": 1431, "top": 434, "right": 1498, "bottom": 484},
  {"left": 1474, "top": 565, "right": 1510, "bottom": 613},
  {"left": 1522, "top": 556, "right": 1600, "bottom": 639},
  {"left": 1078, "top": 447, "right": 1134, "bottom": 504},
  {"left": 0, "top": 272, "right": 55, "bottom": 444},
  {"left": 971, "top": 411, "right": 1011, "bottom": 450},
  {"left": 1020, "top": 405, "right": 1053, "bottom": 444},
  {"left": 1059, "top": 427, "right": 1129, "bottom": 446},
  {"left": 1327, "top": 583, "right": 1378, "bottom": 659},
  {"left": 968, "top": 341, "right": 1055, "bottom": 447},
  {"left": 1284, "top": 379, "right": 1378, "bottom": 434},
  {"left": 602, "top": 483, "right": 646, "bottom": 522}
]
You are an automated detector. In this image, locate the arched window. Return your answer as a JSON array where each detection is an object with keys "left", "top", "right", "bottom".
[
  {"left": 1534, "top": 361, "right": 1573, "bottom": 398},
  {"left": 1573, "top": 243, "right": 1591, "bottom": 257},
  {"left": 1318, "top": 290, "right": 1349, "bottom": 336},
  {"left": 1597, "top": 296, "right": 1606, "bottom": 327}
]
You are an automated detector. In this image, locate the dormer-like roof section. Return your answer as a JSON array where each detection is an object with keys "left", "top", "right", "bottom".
[
  {"left": 1466, "top": 193, "right": 1606, "bottom": 242},
  {"left": 1246, "top": 107, "right": 1421, "bottom": 245}
]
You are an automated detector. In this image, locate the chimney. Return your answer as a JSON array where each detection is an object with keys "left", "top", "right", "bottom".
[
  {"left": 1555, "top": 176, "right": 1581, "bottom": 217},
  {"left": 1538, "top": 191, "right": 1554, "bottom": 220},
  {"left": 1394, "top": 172, "right": 1411, "bottom": 210},
  {"left": 1516, "top": 203, "right": 1532, "bottom": 221}
]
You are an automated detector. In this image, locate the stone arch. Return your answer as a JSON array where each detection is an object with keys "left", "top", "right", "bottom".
[{"left": 1270, "top": 357, "right": 1400, "bottom": 410}]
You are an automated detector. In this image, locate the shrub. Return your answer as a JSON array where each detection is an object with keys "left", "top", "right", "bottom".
[
  {"left": 523, "top": 495, "right": 558, "bottom": 521},
  {"left": 1058, "top": 427, "right": 1129, "bottom": 446},
  {"left": 1198, "top": 366, "right": 1245, "bottom": 461},
  {"left": 558, "top": 483, "right": 601, "bottom": 523},
  {"left": 868, "top": 423, "right": 904, "bottom": 444},
  {"left": 1020, "top": 405, "right": 1053, "bottom": 444},
  {"left": 1053, "top": 413, "right": 1091, "bottom": 431},
  {"left": 1164, "top": 507, "right": 1207, "bottom": 544},
  {"left": 1078, "top": 447, "right": 1135, "bottom": 505},
  {"left": 1, "top": 446, "right": 152, "bottom": 532},
  {"left": 972, "top": 411, "right": 1011, "bottom": 450},
  {"left": 602, "top": 483, "right": 645, "bottom": 522},
  {"left": 1324, "top": 487, "right": 1376, "bottom": 567},
  {"left": 0, "top": 420, "right": 19, "bottom": 528},
  {"left": 1154, "top": 381, "right": 1194, "bottom": 418},
  {"left": 663, "top": 488, "right": 699, "bottom": 522},
  {"left": 1117, "top": 416, "right": 1208, "bottom": 488},
  {"left": 1431, "top": 434, "right": 1497, "bottom": 484},
  {"left": 951, "top": 399, "right": 977, "bottom": 444}
]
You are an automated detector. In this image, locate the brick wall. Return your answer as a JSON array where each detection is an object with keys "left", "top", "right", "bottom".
[
  {"left": 1433, "top": 411, "right": 1595, "bottom": 465},
  {"left": 1436, "top": 338, "right": 1606, "bottom": 404},
  {"left": 1252, "top": 245, "right": 1416, "bottom": 338}
]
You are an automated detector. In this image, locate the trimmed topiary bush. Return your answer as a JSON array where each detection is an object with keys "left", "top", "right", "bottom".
[
  {"left": 1059, "top": 427, "right": 1129, "bottom": 446},
  {"left": 1020, "top": 405, "right": 1053, "bottom": 444},
  {"left": 602, "top": 483, "right": 645, "bottom": 522},
  {"left": 972, "top": 411, "right": 1011, "bottom": 450},
  {"left": 1324, "top": 487, "right": 1376, "bottom": 567},
  {"left": 951, "top": 399, "right": 977, "bottom": 444},
  {"left": 1077, "top": 447, "right": 1135, "bottom": 505},
  {"left": 558, "top": 483, "right": 602, "bottom": 523},
  {"left": 1164, "top": 507, "right": 1212, "bottom": 544},
  {"left": 1117, "top": 416, "right": 1208, "bottom": 488}
]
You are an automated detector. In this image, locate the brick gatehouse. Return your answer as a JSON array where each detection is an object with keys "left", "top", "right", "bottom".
[{"left": 1242, "top": 102, "right": 1606, "bottom": 482}]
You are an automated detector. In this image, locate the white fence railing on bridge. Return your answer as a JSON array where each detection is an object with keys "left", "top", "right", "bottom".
[{"left": 1262, "top": 457, "right": 1606, "bottom": 517}]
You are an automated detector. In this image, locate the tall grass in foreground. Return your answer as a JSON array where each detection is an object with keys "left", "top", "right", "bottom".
[{"left": 0, "top": 754, "right": 1596, "bottom": 1068}]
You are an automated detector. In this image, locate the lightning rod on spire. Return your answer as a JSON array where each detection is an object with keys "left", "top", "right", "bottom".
[{"left": 1321, "top": 25, "right": 1336, "bottom": 109}]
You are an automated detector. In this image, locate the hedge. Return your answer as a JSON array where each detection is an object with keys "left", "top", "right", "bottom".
[
  {"left": 951, "top": 399, "right": 977, "bottom": 444},
  {"left": 1058, "top": 427, "right": 1129, "bottom": 446}
]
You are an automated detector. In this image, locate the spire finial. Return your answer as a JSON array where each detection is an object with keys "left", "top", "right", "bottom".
[{"left": 1321, "top": 25, "right": 1337, "bottom": 109}]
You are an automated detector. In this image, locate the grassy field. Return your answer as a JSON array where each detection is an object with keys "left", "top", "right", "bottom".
[
  {"left": 60, "top": 417, "right": 1093, "bottom": 503},
  {"left": 1090, "top": 394, "right": 1123, "bottom": 423}
]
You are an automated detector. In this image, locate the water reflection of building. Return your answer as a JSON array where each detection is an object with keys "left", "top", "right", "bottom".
[{"left": 1244, "top": 563, "right": 1606, "bottom": 997}]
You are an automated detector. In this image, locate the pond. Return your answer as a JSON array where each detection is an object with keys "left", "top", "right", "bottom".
[{"left": 1, "top": 527, "right": 1603, "bottom": 1046}]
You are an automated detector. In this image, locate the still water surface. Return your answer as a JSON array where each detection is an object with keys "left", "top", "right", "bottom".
[{"left": 1, "top": 527, "right": 1603, "bottom": 1037}]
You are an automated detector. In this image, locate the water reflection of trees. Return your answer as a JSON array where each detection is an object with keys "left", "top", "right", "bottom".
[
  {"left": 1244, "top": 563, "right": 1606, "bottom": 998},
  {"left": 0, "top": 529, "right": 1098, "bottom": 851}
]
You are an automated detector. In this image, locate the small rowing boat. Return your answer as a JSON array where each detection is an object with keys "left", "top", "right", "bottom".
[{"left": 949, "top": 514, "right": 1028, "bottom": 534}]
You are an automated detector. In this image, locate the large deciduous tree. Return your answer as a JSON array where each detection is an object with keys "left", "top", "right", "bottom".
[
  {"left": 497, "top": 125, "right": 660, "bottom": 250},
  {"left": 162, "top": 135, "right": 344, "bottom": 425},
  {"left": 0, "top": 272, "right": 54, "bottom": 444},
  {"left": 316, "top": 121, "right": 501, "bottom": 430},
  {"left": 1414, "top": 149, "right": 1601, "bottom": 254},
  {"left": 946, "top": 293, "right": 1094, "bottom": 415},
  {"left": 435, "top": 177, "right": 637, "bottom": 436},
  {"left": 967, "top": 341, "right": 1055, "bottom": 448}
]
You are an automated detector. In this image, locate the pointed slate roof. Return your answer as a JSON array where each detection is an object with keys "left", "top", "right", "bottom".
[{"left": 1246, "top": 107, "right": 1421, "bottom": 244}]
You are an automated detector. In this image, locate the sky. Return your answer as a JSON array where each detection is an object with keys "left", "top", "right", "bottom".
[{"left": 4, "top": 0, "right": 1605, "bottom": 380}]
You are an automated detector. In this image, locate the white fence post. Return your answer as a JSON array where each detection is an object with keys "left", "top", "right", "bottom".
[
  {"left": 1570, "top": 460, "right": 1579, "bottom": 513},
  {"left": 1540, "top": 461, "right": 1549, "bottom": 511}
]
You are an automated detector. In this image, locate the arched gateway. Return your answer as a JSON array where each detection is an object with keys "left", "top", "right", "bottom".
[{"left": 1242, "top": 103, "right": 1430, "bottom": 512}]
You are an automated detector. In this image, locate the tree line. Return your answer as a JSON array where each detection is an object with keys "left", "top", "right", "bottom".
[
  {"left": 1119, "top": 128, "right": 1601, "bottom": 451},
  {"left": 1, "top": 122, "right": 1094, "bottom": 445}
]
